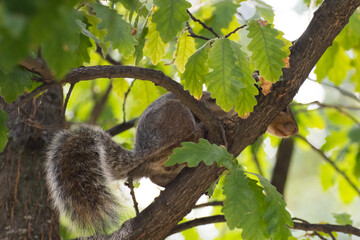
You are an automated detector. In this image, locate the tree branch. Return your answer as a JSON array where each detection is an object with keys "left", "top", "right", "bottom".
[
  {"left": 61, "top": 65, "right": 225, "bottom": 144},
  {"left": 168, "top": 215, "right": 360, "bottom": 237},
  {"left": 88, "top": 80, "right": 113, "bottom": 124},
  {"left": 106, "top": 118, "right": 138, "bottom": 137}
]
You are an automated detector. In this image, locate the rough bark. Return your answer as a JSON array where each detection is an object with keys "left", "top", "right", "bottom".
[{"left": 0, "top": 86, "right": 64, "bottom": 239}]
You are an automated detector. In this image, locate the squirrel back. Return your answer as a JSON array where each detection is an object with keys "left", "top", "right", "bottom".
[{"left": 45, "top": 91, "right": 298, "bottom": 233}]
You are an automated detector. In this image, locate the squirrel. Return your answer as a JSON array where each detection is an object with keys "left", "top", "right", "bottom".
[{"left": 45, "top": 91, "right": 298, "bottom": 234}]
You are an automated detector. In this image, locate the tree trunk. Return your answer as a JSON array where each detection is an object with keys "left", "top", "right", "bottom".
[{"left": 0, "top": 86, "right": 64, "bottom": 239}]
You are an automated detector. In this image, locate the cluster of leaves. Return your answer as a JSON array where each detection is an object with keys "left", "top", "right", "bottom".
[
  {"left": 0, "top": 0, "right": 289, "bottom": 149},
  {"left": 166, "top": 139, "right": 293, "bottom": 240}
]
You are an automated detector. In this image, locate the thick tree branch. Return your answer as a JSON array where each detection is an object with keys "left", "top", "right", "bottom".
[
  {"left": 62, "top": 66, "right": 224, "bottom": 144},
  {"left": 169, "top": 215, "right": 360, "bottom": 237}
]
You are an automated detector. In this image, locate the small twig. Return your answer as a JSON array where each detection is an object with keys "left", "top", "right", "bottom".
[
  {"left": 123, "top": 80, "right": 136, "bottom": 123},
  {"left": 294, "top": 101, "right": 360, "bottom": 127},
  {"left": 295, "top": 134, "right": 360, "bottom": 196},
  {"left": 89, "top": 80, "right": 113, "bottom": 124},
  {"left": 193, "top": 201, "right": 223, "bottom": 209},
  {"left": 186, "top": 9, "right": 220, "bottom": 38},
  {"left": 293, "top": 101, "right": 360, "bottom": 111},
  {"left": 329, "top": 232, "right": 336, "bottom": 240},
  {"left": 62, "top": 83, "right": 75, "bottom": 119},
  {"left": 224, "top": 25, "right": 247, "bottom": 38},
  {"left": 292, "top": 221, "right": 360, "bottom": 237},
  {"left": 125, "top": 177, "right": 140, "bottom": 216},
  {"left": 170, "top": 215, "right": 225, "bottom": 235},
  {"left": 96, "top": 45, "right": 122, "bottom": 65},
  {"left": 307, "top": 78, "right": 360, "bottom": 104},
  {"left": 185, "top": 22, "right": 211, "bottom": 41},
  {"left": 106, "top": 118, "right": 138, "bottom": 136}
]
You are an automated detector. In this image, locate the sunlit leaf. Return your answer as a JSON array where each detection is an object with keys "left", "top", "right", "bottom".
[
  {"left": 166, "top": 139, "right": 234, "bottom": 169},
  {"left": 333, "top": 213, "right": 353, "bottom": 225},
  {"left": 152, "top": 0, "right": 191, "bottom": 43},
  {"left": 230, "top": 40, "right": 258, "bottom": 116},
  {"left": 181, "top": 42, "right": 209, "bottom": 98},
  {"left": 205, "top": 38, "right": 245, "bottom": 112},
  {"left": 92, "top": 3, "right": 137, "bottom": 56},
  {"left": 144, "top": 20, "right": 167, "bottom": 65},
  {"left": 315, "top": 42, "right": 351, "bottom": 85},
  {"left": 175, "top": 31, "right": 196, "bottom": 73},
  {"left": 247, "top": 20, "right": 287, "bottom": 82}
]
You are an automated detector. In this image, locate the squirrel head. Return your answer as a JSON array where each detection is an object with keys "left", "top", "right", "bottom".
[{"left": 267, "top": 106, "right": 298, "bottom": 138}]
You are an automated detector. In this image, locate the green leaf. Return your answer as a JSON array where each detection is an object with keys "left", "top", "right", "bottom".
[
  {"left": 0, "top": 7, "right": 29, "bottom": 70},
  {"left": 315, "top": 42, "right": 351, "bottom": 85},
  {"left": 252, "top": 0, "right": 275, "bottom": 23},
  {"left": 333, "top": 213, "right": 353, "bottom": 225},
  {"left": 38, "top": 9, "right": 83, "bottom": 79},
  {"left": 254, "top": 174, "right": 293, "bottom": 239},
  {"left": 134, "top": 27, "right": 148, "bottom": 66},
  {"left": 152, "top": 0, "right": 192, "bottom": 43},
  {"left": 144, "top": 19, "right": 167, "bottom": 65},
  {"left": 91, "top": 3, "right": 137, "bottom": 56},
  {"left": 0, "top": 68, "right": 32, "bottom": 102},
  {"left": 319, "top": 163, "right": 336, "bottom": 191},
  {"left": 209, "top": 1, "right": 238, "bottom": 33},
  {"left": 247, "top": 20, "right": 288, "bottom": 82},
  {"left": 166, "top": 139, "right": 234, "bottom": 169},
  {"left": 0, "top": 110, "right": 9, "bottom": 151},
  {"left": 229, "top": 40, "right": 258, "bottom": 116},
  {"left": 222, "top": 168, "right": 268, "bottom": 240},
  {"left": 175, "top": 31, "right": 196, "bottom": 73},
  {"left": 181, "top": 42, "right": 209, "bottom": 98},
  {"left": 205, "top": 38, "right": 246, "bottom": 112}
]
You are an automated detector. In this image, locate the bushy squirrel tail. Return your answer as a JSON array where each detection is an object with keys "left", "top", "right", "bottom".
[{"left": 45, "top": 125, "right": 131, "bottom": 233}]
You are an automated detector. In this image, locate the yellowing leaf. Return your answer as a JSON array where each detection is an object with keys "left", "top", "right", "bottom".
[
  {"left": 112, "top": 78, "right": 130, "bottom": 99},
  {"left": 144, "top": 20, "right": 167, "bottom": 65},
  {"left": 175, "top": 31, "right": 196, "bottom": 73}
]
